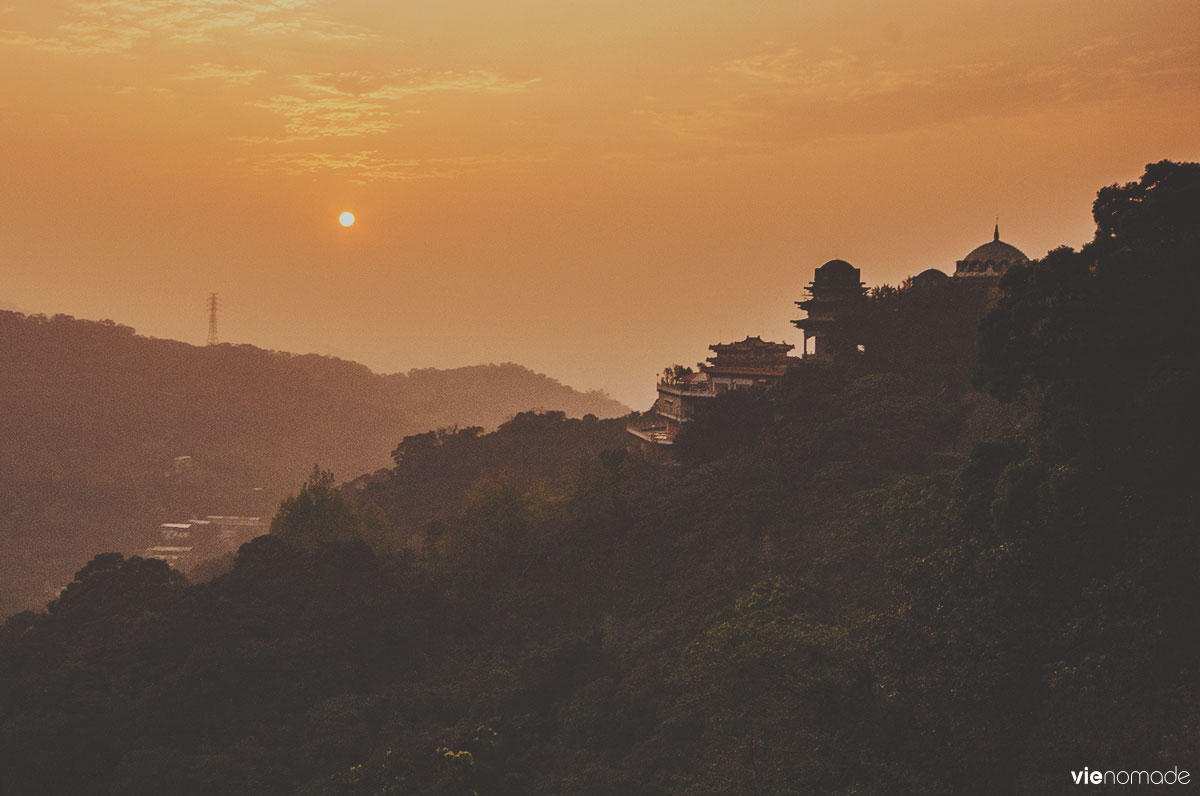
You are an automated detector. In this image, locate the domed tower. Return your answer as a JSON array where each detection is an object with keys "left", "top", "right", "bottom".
[
  {"left": 792, "top": 259, "right": 867, "bottom": 362},
  {"left": 954, "top": 224, "right": 1029, "bottom": 281}
]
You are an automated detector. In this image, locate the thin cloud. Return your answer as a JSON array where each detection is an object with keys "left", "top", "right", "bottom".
[
  {"left": 173, "top": 63, "right": 265, "bottom": 86},
  {"left": 0, "top": 0, "right": 370, "bottom": 55},
  {"left": 718, "top": 46, "right": 999, "bottom": 101},
  {"left": 0, "top": 27, "right": 127, "bottom": 55},
  {"left": 720, "top": 47, "right": 860, "bottom": 93},
  {"left": 245, "top": 149, "right": 538, "bottom": 183},
  {"left": 248, "top": 93, "right": 397, "bottom": 140},
  {"left": 650, "top": 40, "right": 1200, "bottom": 150},
  {"left": 291, "top": 70, "right": 541, "bottom": 102},
  {"left": 245, "top": 70, "right": 540, "bottom": 142}
]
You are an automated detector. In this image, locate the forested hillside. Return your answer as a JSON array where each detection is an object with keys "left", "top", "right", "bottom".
[
  {"left": 347, "top": 411, "right": 629, "bottom": 548},
  {"left": 0, "top": 319, "right": 626, "bottom": 613},
  {"left": 1, "top": 161, "right": 1196, "bottom": 795}
]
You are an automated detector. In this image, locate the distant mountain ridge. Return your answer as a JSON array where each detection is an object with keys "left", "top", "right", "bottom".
[{"left": 0, "top": 310, "right": 628, "bottom": 613}]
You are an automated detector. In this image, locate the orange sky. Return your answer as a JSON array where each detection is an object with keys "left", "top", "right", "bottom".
[{"left": 2, "top": 0, "right": 1198, "bottom": 407}]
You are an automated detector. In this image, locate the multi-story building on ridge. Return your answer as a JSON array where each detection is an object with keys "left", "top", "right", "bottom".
[
  {"left": 703, "top": 336, "right": 795, "bottom": 389},
  {"left": 627, "top": 336, "right": 795, "bottom": 450}
]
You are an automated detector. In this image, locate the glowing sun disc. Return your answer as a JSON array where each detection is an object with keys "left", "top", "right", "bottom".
[{"left": 339, "top": 211, "right": 355, "bottom": 227}]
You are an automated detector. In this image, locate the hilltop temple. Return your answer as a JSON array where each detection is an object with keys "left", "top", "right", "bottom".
[
  {"left": 628, "top": 226, "right": 1030, "bottom": 452},
  {"left": 627, "top": 336, "right": 795, "bottom": 448},
  {"left": 793, "top": 226, "right": 1029, "bottom": 362}
]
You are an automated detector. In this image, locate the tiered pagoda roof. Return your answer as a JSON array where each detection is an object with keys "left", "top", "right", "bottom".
[{"left": 701, "top": 335, "right": 795, "bottom": 378}]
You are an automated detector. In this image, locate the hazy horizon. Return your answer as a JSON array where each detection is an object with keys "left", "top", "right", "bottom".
[{"left": 3, "top": 0, "right": 1198, "bottom": 407}]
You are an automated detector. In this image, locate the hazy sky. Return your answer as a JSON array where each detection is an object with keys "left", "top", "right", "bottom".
[{"left": 2, "top": 1, "right": 1198, "bottom": 407}]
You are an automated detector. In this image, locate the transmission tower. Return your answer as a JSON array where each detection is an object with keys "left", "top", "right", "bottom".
[{"left": 206, "top": 293, "right": 220, "bottom": 345}]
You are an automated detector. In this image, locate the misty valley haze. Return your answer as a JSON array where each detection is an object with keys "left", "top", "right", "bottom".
[{"left": 0, "top": 311, "right": 626, "bottom": 613}]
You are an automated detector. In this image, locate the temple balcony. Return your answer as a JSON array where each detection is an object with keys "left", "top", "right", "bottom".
[
  {"left": 626, "top": 417, "right": 676, "bottom": 445},
  {"left": 656, "top": 380, "right": 718, "bottom": 397}
]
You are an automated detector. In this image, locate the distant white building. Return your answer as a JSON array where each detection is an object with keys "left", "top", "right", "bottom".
[{"left": 144, "top": 515, "right": 266, "bottom": 569}]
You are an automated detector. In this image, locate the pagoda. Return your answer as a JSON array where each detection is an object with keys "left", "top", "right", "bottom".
[{"left": 791, "top": 258, "right": 867, "bottom": 362}]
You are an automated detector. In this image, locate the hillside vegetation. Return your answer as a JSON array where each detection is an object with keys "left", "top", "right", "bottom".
[{"left": 0, "top": 319, "right": 626, "bottom": 612}]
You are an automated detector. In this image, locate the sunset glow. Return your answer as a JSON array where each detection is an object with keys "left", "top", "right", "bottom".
[{"left": 1, "top": 0, "right": 1198, "bottom": 405}]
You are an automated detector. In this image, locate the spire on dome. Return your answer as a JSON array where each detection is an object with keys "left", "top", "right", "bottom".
[{"left": 955, "top": 223, "right": 1029, "bottom": 278}]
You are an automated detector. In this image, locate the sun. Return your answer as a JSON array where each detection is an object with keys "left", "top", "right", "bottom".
[{"left": 339, "top": 211, "right": 355, "bottom": 227}]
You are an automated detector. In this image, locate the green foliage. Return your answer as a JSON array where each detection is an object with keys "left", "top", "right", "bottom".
[
  {"left": 668, "top": 578, "right": 880, "bottom": 794},
  {"left": 871, "top": 160, "right": 1200, "bottom": 793},
  {"left": 865, "top": 275, "right": 993, "bottom": 389},
  {"left": 271, "top": 467, "right": 388, "bottom": 552},
  {"left": 360, "top": 411, "right": 628, "bottom": 551},
  {"left": 562, "top": 453, "right": 618, "bottom": 530},
  {"left": 673, "top": 388, "right": 774, "bottom": 465},
  {"left": 445, "top": 472, "right": 554, "bottom": 576}
]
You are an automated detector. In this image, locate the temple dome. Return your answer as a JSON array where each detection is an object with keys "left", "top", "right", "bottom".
[
  {"left": 813, "top": 259, "right": 861, "bottom": 284},
  {"left": 955, "top": 225, "right": 1028, "bottom": 277},
  {"left": 963, "top": 239, "right": 1027, "bottom": 263},
  {"left": 910, "top": 268, "right": 950, "bottom": 289}
]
